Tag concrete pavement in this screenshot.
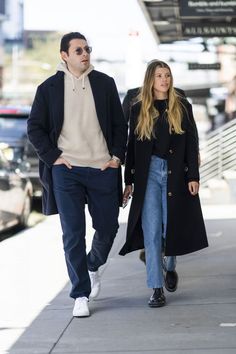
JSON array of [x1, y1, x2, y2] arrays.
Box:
[[4, 204, 236, 354]]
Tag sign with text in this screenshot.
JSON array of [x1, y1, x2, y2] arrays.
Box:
[[182, 23, 236, 36], [179, 0, 236, 18], [188, 62, 221, 70]]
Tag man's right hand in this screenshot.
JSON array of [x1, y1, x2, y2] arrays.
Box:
[[53, 157, 72, 169]]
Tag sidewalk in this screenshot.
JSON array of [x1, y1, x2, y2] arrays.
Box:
[[4, 205, 236, 354]]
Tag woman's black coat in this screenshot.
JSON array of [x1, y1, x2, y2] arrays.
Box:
[[119, 99, 208, 256]]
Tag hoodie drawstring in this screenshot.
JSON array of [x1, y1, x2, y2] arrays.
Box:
[[71, 75, 76, 92], [82, 74, 85, 90]]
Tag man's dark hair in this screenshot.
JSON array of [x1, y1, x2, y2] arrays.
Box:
[[60, 32, 87, 53]]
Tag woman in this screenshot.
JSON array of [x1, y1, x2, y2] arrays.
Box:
[[119, 60, 208, 308]]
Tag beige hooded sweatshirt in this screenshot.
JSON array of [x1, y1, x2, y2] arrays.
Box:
[[57, 62, 111, 168]]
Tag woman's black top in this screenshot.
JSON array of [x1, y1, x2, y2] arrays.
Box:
[[152, 99, 171, 159]]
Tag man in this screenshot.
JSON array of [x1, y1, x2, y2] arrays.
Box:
[[122, 84, 197, 294], [28, 32, 127, 318]]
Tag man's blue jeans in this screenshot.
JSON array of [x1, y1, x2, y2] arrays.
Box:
[[52, 165, 119, 299], [141, 156, 176, 289]]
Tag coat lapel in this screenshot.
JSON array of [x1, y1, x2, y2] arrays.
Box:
[[88, 71, 107, 137], [50, 71, 64, 139]]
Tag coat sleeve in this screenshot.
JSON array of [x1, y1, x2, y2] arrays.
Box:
[[27, 85, 62, 168], [124, 105, 136, 185], [122, 90, 131, 122], [185, 103, 200, 182], [122, 88, 140, 123], [109, 78, 128, 164]]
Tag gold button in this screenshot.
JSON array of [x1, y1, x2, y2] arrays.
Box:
[[168, 170, 172, 174], [169, 149, 173, 154], [168, 192, 172, 197]]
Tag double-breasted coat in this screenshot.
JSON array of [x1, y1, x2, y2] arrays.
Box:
[[27, 70, 127, 215], [119, 99, 208, 257]]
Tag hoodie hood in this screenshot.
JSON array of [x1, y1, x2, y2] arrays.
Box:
[[57, 62, 94, 90]]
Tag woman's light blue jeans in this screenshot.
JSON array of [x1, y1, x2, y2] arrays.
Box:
[[141, 156, 176, 289]]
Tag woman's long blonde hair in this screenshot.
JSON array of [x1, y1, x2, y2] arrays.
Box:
[[135, 60, 184, 140]]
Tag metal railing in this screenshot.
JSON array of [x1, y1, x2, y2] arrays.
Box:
[[200, 118, 236, 186]]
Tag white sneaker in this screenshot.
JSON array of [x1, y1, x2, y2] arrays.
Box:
[[73, 297, 90, 317], [89, 270, 101, 299]]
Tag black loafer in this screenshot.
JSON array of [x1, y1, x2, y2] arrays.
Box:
[[165, 270, 178, 292], [148, 288, 166, 308]]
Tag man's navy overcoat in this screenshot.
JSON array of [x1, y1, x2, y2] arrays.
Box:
[[28, 70, 127, 215]]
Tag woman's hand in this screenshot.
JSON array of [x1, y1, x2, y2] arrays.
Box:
[[123, 185, 133, 208], [53, 157, 72, 169], [188, 181, 199, 196]]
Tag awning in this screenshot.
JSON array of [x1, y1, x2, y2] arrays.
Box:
[[138, 0, 236, 43]]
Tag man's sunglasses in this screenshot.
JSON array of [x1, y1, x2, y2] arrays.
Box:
[[75, 46, 92, 55]]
